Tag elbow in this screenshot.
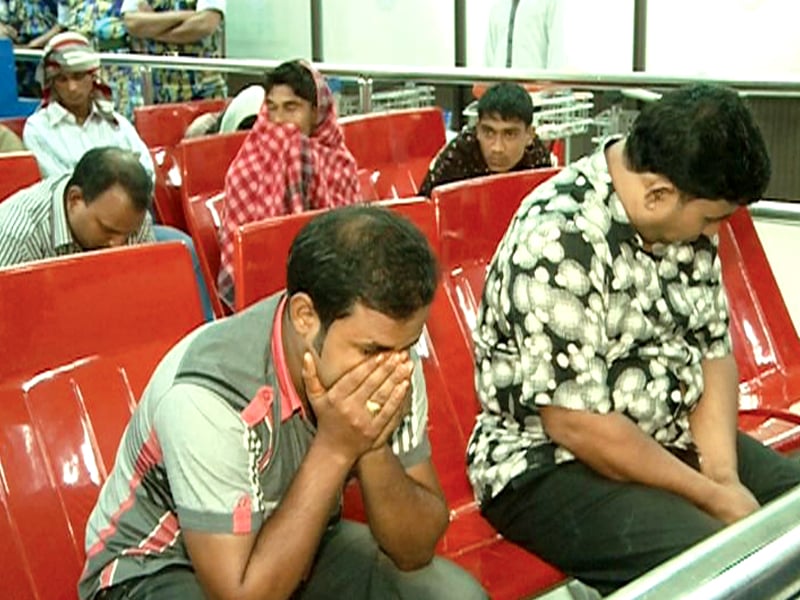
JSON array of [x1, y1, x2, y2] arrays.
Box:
[[123, 16, 144, 37], [540, 405, 581, 449]]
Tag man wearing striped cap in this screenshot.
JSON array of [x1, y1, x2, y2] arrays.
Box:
[[22, 31, 154, 181]]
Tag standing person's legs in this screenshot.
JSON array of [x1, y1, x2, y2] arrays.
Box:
[[298, 520, 487, 600], [483, 462, 725, 596], [736, 431, 800, 503], [153, 225, 215, 322]]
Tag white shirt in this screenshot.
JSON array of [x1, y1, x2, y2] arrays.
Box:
[[22, 101, 155, 181], [120, 0, 227, 17]]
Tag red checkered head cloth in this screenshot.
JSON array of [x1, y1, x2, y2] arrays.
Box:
[[37, 31, 114, 118], [217, 60, 361, 306]]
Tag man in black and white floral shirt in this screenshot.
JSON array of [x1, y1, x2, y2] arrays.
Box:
[[467, 83, 800, 595]]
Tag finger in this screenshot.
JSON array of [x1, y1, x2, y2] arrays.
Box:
[[328, 351, 393, 403], [371, 380, 411, 447], [371, 379, 409, 431], [301, 352, 326, 402], [367, 357, 414, 409]]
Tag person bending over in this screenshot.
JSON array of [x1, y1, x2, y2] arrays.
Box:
[[467, 83, 800, 595], [79, 205, 486, 600]]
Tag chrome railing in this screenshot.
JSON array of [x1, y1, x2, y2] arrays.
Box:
[[14, 48, 800, 102], [608, 484, 800, 599]]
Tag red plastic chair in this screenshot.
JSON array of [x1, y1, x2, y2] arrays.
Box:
[[232, 198, 439, 312], [183, 192, 228, 319], [231, 198, 566, 599], [0, 243, 204, 599], [720, 209, 800, 451], [340, 107, 446, 199], [179, 131, 248, 317], [0, 116, 26, 138], [133, 98, 228, 149], [0, 151, 41, 202]]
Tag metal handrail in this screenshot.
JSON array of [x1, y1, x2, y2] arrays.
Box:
[[751, 200, 800, 222], [608, 484, 800, 599], [13, 48, 800, 96]]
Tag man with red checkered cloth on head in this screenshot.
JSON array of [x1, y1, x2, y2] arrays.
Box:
[[217, 59, 360, 309]]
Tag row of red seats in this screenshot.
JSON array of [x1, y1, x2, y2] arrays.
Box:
[[3, 169, 800, 599]]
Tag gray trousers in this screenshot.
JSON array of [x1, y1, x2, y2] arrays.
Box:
[[96, 520, 487, 600]]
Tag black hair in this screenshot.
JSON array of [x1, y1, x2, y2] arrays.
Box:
[[624, 83, 771, 205], [237, 115, 258, 131], [477, 82, 534, 125], [287, 205, 440, 331], [265, 60, 317, 108], [67, 147, 152, 211]]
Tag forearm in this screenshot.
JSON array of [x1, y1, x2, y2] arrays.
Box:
[[151, 11, 220, 44], [235, 441, 354, 600], [545, 408, 721, 511], [25, 23, 64, 48], [690, 354, 741, 483], [356, 446, 448, 570], [123, 11, 192, 38]]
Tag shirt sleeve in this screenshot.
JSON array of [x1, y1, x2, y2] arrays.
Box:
[[120, 0, 141, 14], [23, 117, 66, 179], [389, 349, 431, 468], [691, 240, 733, 361], [197, 0, 226, 16], [154, 383, 265, 534], [0, 223, 34, 268], [117, 113, 155, 183], [479, 198, 612, 415]]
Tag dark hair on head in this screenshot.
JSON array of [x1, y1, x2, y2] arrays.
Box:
[[624, 83, 771, 205], [477, 82, 534, 125], [237, 115, 258, 131], [67, 147, 152, 211], [265, 60, 317, 108], [287, 205, 440, 331]]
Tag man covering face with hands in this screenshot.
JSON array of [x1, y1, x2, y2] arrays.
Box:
[[79, 205, 486, 600]]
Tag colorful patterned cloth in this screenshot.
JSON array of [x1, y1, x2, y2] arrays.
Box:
[[217, 62, 360, 305], [5, 0, 60, 96], [61, 0, 144, 119], [122, 0, 227, 103]]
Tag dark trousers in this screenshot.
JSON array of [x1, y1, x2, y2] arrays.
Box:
[[483, 432, 800, 596], [95, 521, 486, 600]]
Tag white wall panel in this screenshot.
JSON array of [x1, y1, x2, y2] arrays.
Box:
[[321, 0, 455, 67], [226, 0, 312, 60], [647, 0, 800, 77]]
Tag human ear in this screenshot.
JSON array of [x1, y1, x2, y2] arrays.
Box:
[[288, 293, 321, 344], [65, 185, 86, 213]]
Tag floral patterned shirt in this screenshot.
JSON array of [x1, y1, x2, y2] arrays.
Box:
[[466, 138, 732, 504], [61, 0, 144, 118], [121, 0, 226, 103]]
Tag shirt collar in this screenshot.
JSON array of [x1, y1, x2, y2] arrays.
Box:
[[270, 295, 307, 420], [44, 101, 103, 126], [50, 175, 76, 250]]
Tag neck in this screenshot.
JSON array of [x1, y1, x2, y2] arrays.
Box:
[[65, 102, 92, 125], [605, 140, 657, 250], [281, 306, 313, 416]]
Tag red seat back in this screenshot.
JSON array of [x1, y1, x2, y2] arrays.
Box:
[[719, 209, 800, 450], [184, 192, 227, 318], [0, 243, 204, 599], [0, 116, 26, 138], [179, 131, 248, 204], [133, 98, 228, 149], [340, 108, 446, 199], [232, 197, 439, 311], [0, 152, 41, 202]]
